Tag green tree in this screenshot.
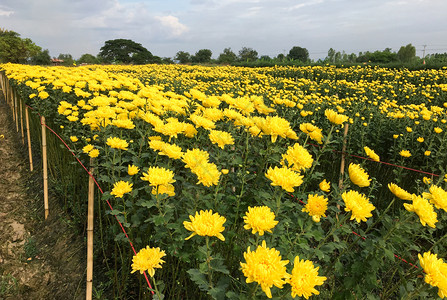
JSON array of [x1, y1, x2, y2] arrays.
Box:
[[175, 51, 192, 64], [0, 29, 41, 63], [192, 49, 212, 63], [287, 46, 309, 62], [276, 53, 286, 62], [58, 53, 75, 66], [238, 47, 258, 62], [78, 53, 99, 64], [218, 48, 237, 64], [397, 43, 416, 62], [327, 48, 336, 63], [30, 49, 52, 65], [98, 39, 154, 64]]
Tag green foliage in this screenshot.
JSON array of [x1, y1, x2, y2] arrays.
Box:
[[0, 29, 41, 63], [98, 39, 155, 64], [30, 49, 52, 65], [58, 53, 75, 66], [288, 46, 309, 62], [238, 47, 258, 62], [218, 48, 237, 64], [192, 49, 212, 63], [78, 53, 100, 64], [175, 51, 192, 64], [397, 43, 416, 63]]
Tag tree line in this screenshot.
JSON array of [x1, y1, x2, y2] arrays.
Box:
[[1, 29, 446, 67]]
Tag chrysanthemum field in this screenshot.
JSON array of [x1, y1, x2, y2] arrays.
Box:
[[1, 63, 447, 299]]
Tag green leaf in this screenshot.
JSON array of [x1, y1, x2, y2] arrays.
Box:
[[187, 268, 209, 292], [210, 258, 229, 275]]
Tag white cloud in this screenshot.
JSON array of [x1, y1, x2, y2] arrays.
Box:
[[155, 15, 189, 37], [0, 5, 14, 17]]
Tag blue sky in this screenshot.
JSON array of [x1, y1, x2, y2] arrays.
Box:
[[1, 0, 447, 60]]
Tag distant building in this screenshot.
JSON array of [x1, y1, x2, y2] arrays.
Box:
[[51, 58, 64, 66]]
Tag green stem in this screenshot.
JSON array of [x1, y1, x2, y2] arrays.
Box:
[[310, 213, 350, 258], [151, 276, 162, 298], [205, 236, 214, 289], [275, 188, 283, 215]]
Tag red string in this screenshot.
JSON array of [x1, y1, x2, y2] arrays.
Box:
[[36, 114, 154, 292], [306, 142, 440, 177]]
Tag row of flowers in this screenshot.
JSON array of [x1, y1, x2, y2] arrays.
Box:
[[2, 63, 447, 298]]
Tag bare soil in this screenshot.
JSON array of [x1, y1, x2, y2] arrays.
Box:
[[0, 93, 84, 299]]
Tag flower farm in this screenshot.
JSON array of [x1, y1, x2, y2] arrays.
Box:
[[1, 63, 447, 299]]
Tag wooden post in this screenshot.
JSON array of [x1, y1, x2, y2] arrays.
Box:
[[338, 123, 350, 189], [26, 107, 33, 171], [41, 116, 49, 219], [86, 158, 95, 300], [19, 98, 25, 144]]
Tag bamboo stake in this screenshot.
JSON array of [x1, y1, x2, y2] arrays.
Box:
[[9, 86, 14, 117], [14, 90, 19, 132], [338, 123, 350, 189], [42, 116, 49, 219], [26, 107, 33, 171], [19, 98, 24, 144], [86, 158, 95, 300]]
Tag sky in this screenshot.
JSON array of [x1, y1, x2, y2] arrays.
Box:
[[1, 0, 447, 61]]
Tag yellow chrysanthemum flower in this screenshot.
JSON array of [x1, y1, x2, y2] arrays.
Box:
[[110, 181, 133, 198], [209, 130, 235, 149], [159, 143, 184, 160], [348, 163, 371, 187], [190, 114, 216, 130], [82, 144, 94, 154], [240, 240, 290, 299], [342, 190, 375, 223], [182, 148, 210, 169], [112, 119, 135, 129], [152, 184, 175, 197], [141, 166, 176, 187], [131, 246, 166, 276], [406, 127, 413, 133], [265, 166, 303, 193], [89, 149, 99, 158], [363, 146, 380, 162], [70, 136, 78, 142], [38, 91, 49, 99], [427, 185, 447, 212], [183, 210, 226, 241], [393, 134, 399, 139], [243, 206, 279, 235], [288, 256, 327, 299], [388, 183, 412, 200], [399, 150, 411, 157], [425, 150, 431, 156], [417, 137, 424, 143], [302, 194, 328, 222], [106, 137, 129, 150], [324, 109, 349, 125], [418, 251, 447, 298], [423, 177, 432, 185], [319, 179, 331, 193], [404, 194, 437, 228], [281, 143, 313, 172], [299, 123, 323, 144], [434, 127, 443, 134], [263, 116, 294, 143], [191, 161, 221, 187], [127, 165, 140, 176]]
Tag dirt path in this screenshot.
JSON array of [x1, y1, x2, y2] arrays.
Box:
[[0, 93, 84, 299]]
